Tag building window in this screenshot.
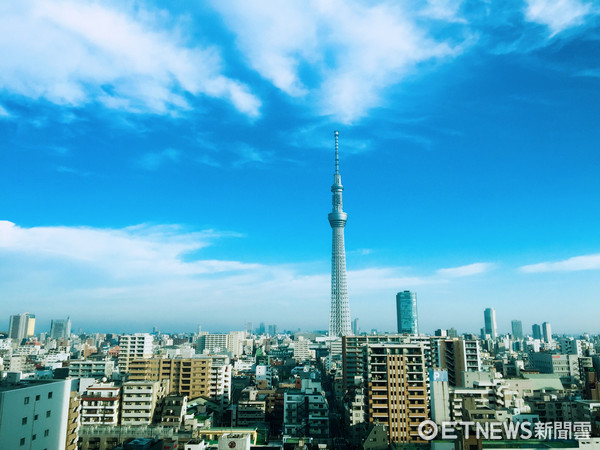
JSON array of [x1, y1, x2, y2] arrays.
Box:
[[44, 430, 49, 437], [46, 410, 51, 418], [34, 414, 38, 420], [24, 397, 30, 405], [32, 435, 37, 441], [20, 438, 25, 446], [22, 417, 27, 425], [48, 392, 53, 399], [35, 395, 40, 401]]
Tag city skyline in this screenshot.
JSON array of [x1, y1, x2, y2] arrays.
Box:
[[1, 1, 600, 333]]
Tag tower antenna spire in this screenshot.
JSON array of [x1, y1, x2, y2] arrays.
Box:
[[334, 130, 339, 175]]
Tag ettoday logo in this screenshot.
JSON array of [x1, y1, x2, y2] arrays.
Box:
[[417, 420, 592, 441]]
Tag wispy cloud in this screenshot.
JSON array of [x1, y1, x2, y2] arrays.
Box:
[[210, 0, 464, 123], [524, 0, 593, 36], [437, 262, 494, 278], [520, 254, 600, 273], [0, 104, 11, 118], [138, 148, 180, 171], [0, 1, 260, 117], [232, 143, 274, 167], [55, 166, 92, 177]]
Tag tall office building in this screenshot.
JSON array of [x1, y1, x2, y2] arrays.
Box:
[[483, 307, 497, 339], [532, 324, 542, 340], [8, 312, 35, 341], [396, 291, 418, 334], [542, 322, 553, 343], [352, 318, 360, 336], [50, 317, 71, 340], [328, 131, 351, 337], [511, 320, 523, 340]]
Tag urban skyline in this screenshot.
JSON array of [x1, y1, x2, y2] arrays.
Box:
[[1, 1, 600, 333]]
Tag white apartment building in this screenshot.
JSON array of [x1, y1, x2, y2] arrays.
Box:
[[210, 355, 232, 406], [203, 334, 228, 354], [68, 359, 115, 378], [293, 337, 313, 362], [118, 333, 154, 373], [228, 331, 246, 357], [80, 382, 121, 425], [121, 380, 167, 426], [0, 373, 71, 450]]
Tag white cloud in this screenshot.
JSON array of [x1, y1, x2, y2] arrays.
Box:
[[0, 220, 496, 330], [520, 254, 600, 273], [210, 0, 462, 123], [419, 0, 466, 22], [524, 0, 592, 36], [436, 262, 494, 278], [0, 1, 260, 116]]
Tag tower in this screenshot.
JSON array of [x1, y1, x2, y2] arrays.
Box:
[[396, 291, 418, 334], [511, 320, 523, 340], [483, 307, 497, 339], [542, 321, 552, 343], [329, 131, 352, 337]]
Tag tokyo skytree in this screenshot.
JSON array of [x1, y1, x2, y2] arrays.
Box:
[[328, 131, 352, 337]]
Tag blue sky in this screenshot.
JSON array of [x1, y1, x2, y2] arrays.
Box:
[[1, 0, 599, 335]]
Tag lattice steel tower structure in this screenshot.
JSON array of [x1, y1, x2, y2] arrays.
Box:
[[328, 131, 352, 337]]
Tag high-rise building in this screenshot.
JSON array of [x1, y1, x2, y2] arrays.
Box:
[[532, 324, 542, 340], [50, 317, 71, 340], [433, 338, 482, 387], [328, 131, 351, 337], [396, 291, 418, 335], [542, 322, 553, 343], [118, 333, 154, 373], [511, 320, 523, 340], [352, 318, 360, 335], [8, 312, 36, 341], [366, 343, 429, 443], [200, 334, 228, 354], [342, 334, 434, 393], [483, 308, 497, 339]]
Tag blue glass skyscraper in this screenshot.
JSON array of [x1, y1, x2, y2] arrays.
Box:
[[396, 291, 418, 334]]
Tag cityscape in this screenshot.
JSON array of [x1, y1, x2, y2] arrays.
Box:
[[1, 1, 600, 449]]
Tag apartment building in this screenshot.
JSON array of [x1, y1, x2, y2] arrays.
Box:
[[80, 382, 121, 426], [366, 343, 429, 444], [129, 357, 212, 400], [121, 380, 168, 426], [118, 333, 154, 373]]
